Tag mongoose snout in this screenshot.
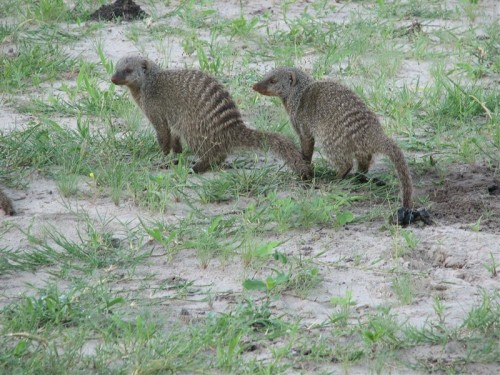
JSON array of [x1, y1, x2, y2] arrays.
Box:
[[111, 63, 138, 85], [252, 82, 269, 95], [111, 73, 125, 85], [111, 55, 312, 178], [253, 72, 295, 97]]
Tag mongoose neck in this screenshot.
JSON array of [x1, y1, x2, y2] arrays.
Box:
[[128, 61, 161, 108], [147, 62, 161, 74], [283, 72, 313, 118], [284, 85, 306, 118], [129, 86, 143, 109]]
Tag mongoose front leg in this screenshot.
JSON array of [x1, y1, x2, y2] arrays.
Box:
[[326, 150, 354, 179], [300, 136, 315, 164], [171, 136, 183, 154], [336, 163, 353, 179], [153, 125, 173, 155], [354, 154, 385, 185], [332, 153, 353, 179], [356, 154, 373, 174]]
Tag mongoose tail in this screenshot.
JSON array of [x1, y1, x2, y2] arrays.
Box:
[[235, 127, 312, 179], [379, 138, 413, 209], [0, 189, 15, 215]]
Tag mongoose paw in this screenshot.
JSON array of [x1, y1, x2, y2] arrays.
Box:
[[221, 162, 235, 170], [354, 173, 386, 186], [155, 159, 180, 170], [190, 161, 207, 174], [391, 207, 433, 227], [1, 206, 15, 216], [369, 177, 386, 187], [300, 168, 313, 181]]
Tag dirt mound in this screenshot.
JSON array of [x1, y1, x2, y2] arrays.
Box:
[[89, 0, 147, 21], [423, 164, 499, 232]]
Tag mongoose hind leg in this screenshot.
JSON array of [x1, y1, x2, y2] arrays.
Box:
[[300, 136, 315, 164], [353, 153, 385, 185], [336, 164, 353, 179], [171, 136, 183, 154], [356, 154, 373, 174], [331, 153, 353, 179]]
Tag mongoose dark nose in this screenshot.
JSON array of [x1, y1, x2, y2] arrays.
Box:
[[252, 83, 259, 91], [111, 75, 119, 84]]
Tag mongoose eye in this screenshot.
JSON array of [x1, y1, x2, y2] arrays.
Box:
[[269, 78, 277, 84], [124, 68, 133, 74]]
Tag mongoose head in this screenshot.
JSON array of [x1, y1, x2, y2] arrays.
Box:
[[252, 68, 312, 100], [111, 55, 158, 89]]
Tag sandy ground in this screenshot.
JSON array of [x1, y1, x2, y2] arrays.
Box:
[[0, 0, 499, 373]]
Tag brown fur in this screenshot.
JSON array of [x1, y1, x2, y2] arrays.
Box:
[[253, 68, 413, 208], [0, 188, 15, 215], [111, 56, 312, 178]]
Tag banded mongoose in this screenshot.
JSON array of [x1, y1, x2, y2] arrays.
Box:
[[0, 188, 15, 215], [111, 56, 312, 178], [253, 68, 414, 210]]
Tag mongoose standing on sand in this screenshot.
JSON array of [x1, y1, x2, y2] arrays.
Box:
[[111, 56, 312, 179], [0, 188, 14, 215], [253, 68, 430, 224]]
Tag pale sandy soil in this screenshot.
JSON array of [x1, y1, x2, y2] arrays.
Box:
[[0, 1, 498, 373]]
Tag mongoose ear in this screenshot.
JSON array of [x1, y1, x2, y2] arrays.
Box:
[[141, 59, 149, 73], [289, 71, 297, 87]]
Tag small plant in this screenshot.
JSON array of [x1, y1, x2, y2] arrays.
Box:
[[264, 192, 357, 232], [391, 274, 415, 305], [243, 250, 321, 297], [433, 296, 446, 326], [29, 0, 67, 22], [401, 229, 419, 249], [391, 228, 419, 257], [0, 43, 77, 92], [240, 238, 281, 267], [483, 252, 498, 277], [228, 14, 259, 39], [184, 216, 238, 268], [55, 173, 79, 197], [469, 216, 482, 232], [334, 210, 355, 227], [242, 251, 291, 295], [145, 173, 173, 207], [462, 290, 499, 333], [3, 287, 83, 331], [361, 308, 403, 353], [330, 290, 357, 326]]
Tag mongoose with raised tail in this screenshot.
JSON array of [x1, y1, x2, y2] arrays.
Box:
[[0, 188, 15, 215], [111, 56, 312, 178], [253, 68, 427, 224]]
